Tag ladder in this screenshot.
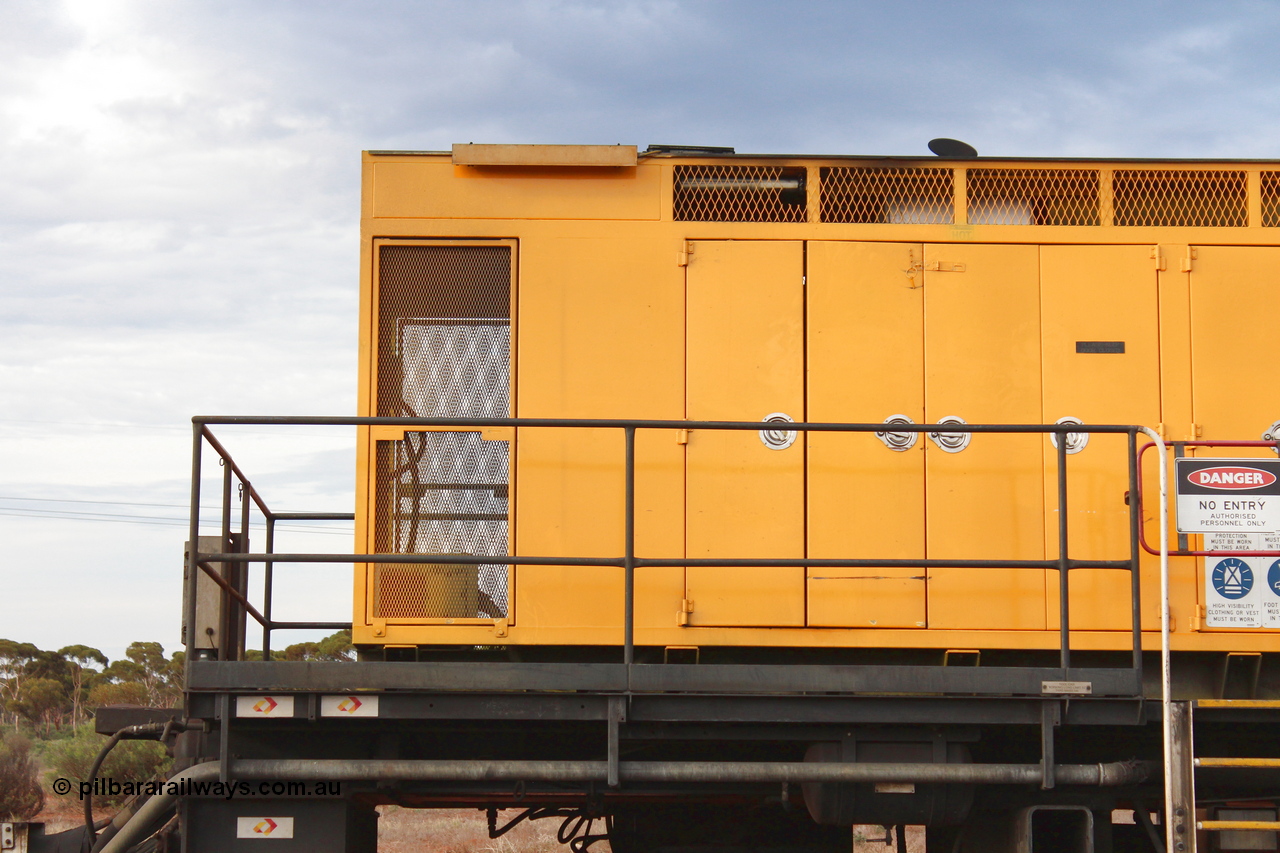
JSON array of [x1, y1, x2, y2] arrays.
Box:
[[1165, 699, 1280, 853]]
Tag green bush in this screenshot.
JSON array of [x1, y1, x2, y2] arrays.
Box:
[[44, 727, 171, 810], [0, 732, 43, 820]]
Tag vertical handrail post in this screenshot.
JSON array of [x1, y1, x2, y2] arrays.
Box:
[[1056, 426, 1070, 669], [185, 423, 203, 681], [220, 458, 234, 661], [624, 426, 636, 670], [263, 515, 275, 659], [1134, 426, 1172, 853], [239, 480, 251, 662], [1127, 430, 1143, 679]]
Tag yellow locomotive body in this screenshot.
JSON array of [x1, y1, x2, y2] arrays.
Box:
[[351, 144, 1280, 657]]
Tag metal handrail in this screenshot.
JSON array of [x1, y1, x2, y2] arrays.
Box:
[[185, 416, 1155, 675]]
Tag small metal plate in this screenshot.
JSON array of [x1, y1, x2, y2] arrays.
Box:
[[1042, 681, 1092, 695], [1076, 341, 1125, 354]]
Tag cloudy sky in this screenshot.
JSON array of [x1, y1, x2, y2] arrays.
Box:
[[2, 0, 1278, 661]]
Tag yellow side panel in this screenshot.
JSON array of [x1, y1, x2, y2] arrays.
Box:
[[1190, 247, 1280, 449], [686, 241, 805, 627], [1040, 245, 1161, 631], [1189, 246, 1280, 635], [806, 241, 926, 628], [372, 161, 661, 220], [924, 243, 1045, 630], [513, 236, 685, 630]]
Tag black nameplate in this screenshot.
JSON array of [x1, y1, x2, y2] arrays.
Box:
[[1076, 341, 1125, 354]]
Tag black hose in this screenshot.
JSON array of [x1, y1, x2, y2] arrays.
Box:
[[82, 731, 124, 853], [82, 723, 174, 852]]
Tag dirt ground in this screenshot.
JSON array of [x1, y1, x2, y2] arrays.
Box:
[[34, 796, 924, 852]]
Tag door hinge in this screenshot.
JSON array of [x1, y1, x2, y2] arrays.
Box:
[[1180, 247, 1197, 272], [924, 260, 966, 273], [678, 599, 694, 626], [492, 617, 509, 638], [1151, 246, 1166, 271], [676, 429, 690, 445], [678, 241, 694, 267], [1192, 423, 1203, 438], [1191, 605, 1206, 632]]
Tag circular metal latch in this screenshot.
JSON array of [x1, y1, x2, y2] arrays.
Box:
[[1050, 416, 1089, 454], [1263, 420, 1280, 455], [876, 415, 918, 451], [759, 413, 797, 450], [928, 416, 971, 453]]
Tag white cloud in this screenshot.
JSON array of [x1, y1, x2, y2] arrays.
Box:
[[4, 0, 1280, 659]]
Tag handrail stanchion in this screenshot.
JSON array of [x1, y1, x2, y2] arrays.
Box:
[[1138, 427, 1172, 853], [220, 460, 234, 661], [185, 424, 203, 674], [1056, 427, 1070, 669], [1127, 431, 1143, 677], [263, 515, 275, 660], [624, 426, 636, 672], [239, 479, 251, 661]]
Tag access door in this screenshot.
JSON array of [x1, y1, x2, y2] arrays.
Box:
[[806, 242, 927, 627], [685, 241, 806, 626], [1190, 247, 1280, 447], [923, 244, 1046, 630], [1041, 245, 1161, 631]]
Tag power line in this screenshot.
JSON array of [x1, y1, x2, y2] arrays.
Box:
[[0, 494, 345, 513], [0, 508, 353, 536], [0, 417, 353, 439]]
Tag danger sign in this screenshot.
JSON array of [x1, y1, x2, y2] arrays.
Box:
[[1176, 458, 1280, 534]]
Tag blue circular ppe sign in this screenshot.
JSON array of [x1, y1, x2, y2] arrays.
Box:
[[1268, 560, 1280, 596], [1213, 558, 1254, 600]]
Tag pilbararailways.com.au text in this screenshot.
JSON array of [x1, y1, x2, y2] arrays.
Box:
[[53, 778, 341, 800]]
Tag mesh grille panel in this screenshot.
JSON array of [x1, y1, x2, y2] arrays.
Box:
[[373, 435, 509, 619], [1262, 173, 1280, 227], [374, 244, 512, 621], [1112, 170, 1247, 227], [820, 167, 954, 224], [966, 169, 1100, 225], [673, 165, 807, 222]]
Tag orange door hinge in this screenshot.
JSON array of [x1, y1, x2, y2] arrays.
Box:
[[678, 241, 694, 267], [678, 599, 694, 626]]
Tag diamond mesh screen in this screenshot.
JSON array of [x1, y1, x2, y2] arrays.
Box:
[[1112, 170, 1247, 227], [373, 244, 512, 620], [673, 165, 807, 222], [1262, 172, 1280, 227], [966, 169, 1100, 225], [820, 167, 954, 224], [373, 434, 509, 618]]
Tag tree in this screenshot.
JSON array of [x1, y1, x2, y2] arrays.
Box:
[[100, 642, 182, 708], [12, 677, 66, 735], [58, 645, 107, 729], [0, 733, 43, 820], [0, 640, 40, 727], [279, 630, 354, 662], [87, 681, 148, 708]]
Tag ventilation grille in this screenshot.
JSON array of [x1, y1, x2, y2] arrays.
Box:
[[374, 244, 512, 621], [1262, 172, 1280, 227], [820, 167, 953, 224], [673, 165, 807, 222], [966, 169, 1100, 226], [1113, 170, 1247, 227], [373, 435, 509, 619]]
